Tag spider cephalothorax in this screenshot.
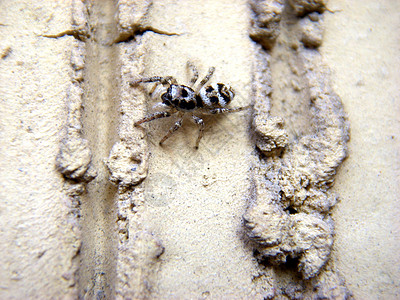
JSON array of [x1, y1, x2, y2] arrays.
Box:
[[161, 84, 197, 110], [130, 62, 246, 149]]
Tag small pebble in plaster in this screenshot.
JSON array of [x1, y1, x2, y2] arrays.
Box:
[[105, 140, 148, 187], [1, 46, 11, 59], [56, 135, 97, 183], [254, 116, 288, 156]]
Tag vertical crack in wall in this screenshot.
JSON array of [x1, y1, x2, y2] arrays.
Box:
[[77, 1, 119, 299], [51, 0, 96, 297], [105, 1, 167, 298], [246, 0, 352, 298]]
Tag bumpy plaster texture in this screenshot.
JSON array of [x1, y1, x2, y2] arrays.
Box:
[[245, 0, 351, 298], [106, 3, 163, 298], [116, 231, 164, 298], [105, 1, 152, 188], [249, 0, 284, 50], [289, 0, 327, 16], [56, 44, 97, 184], [55, 1, 96, 185]]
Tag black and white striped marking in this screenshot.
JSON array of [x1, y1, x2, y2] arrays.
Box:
[[198, 83, 235, 108]]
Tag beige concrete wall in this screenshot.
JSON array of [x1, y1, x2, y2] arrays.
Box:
[[323, 1, 400, 299], [0, 0, 398, 299]]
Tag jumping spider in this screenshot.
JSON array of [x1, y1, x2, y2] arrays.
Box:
[[130, 62, 247, 149]]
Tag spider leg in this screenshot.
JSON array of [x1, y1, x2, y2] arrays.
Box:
[[131, 76, 178, 101], [159, 113, 184, 145], [134, 111, 172, 126], [209, 105, 250, 114], [130, 76, 177, 86], [192, 115, 205, 149], [148, 82, 158, 96], [196, 67, 215, 92], [187, 61, 199, 86]]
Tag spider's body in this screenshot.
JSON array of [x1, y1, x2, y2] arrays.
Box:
[[161, 83, 235, 111], [161, 84, 197, 111], [198, 83, 235, 108], [130, 62, 246, 149]]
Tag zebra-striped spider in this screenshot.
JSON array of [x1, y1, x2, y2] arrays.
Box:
[[130, 62, 247, 149]]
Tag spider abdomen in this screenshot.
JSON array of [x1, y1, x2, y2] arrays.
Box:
[[198, 83, 235, 108]]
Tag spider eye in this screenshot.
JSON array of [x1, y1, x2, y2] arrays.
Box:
[[161, 93, 172, 105], [186, 100, 196, 110], [181, 88, 188, 97], [206, 86, 214, 93], [210, 96, 219, 104], [178, 100, 187, 109]]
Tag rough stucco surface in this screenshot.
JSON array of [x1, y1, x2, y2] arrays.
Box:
[[0, 1, 82, 298], [0, 0, 399, 299]]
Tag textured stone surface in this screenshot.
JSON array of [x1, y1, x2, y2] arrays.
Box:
[[1, 0, 399, 299]]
